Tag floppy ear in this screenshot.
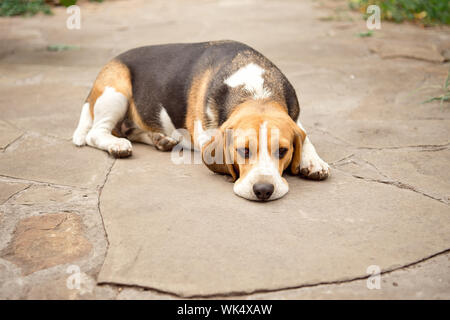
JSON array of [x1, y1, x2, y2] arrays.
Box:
[[201, 128, 237, 181], [290, 124, 306, 175]]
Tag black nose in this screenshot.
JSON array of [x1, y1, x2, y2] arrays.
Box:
[[253, 183, 274, 200]]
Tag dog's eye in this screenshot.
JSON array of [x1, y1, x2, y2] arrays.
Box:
[[275, 147, 288, 159], [237, 147, 251, 159]]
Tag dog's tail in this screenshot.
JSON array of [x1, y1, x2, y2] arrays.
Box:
[[72, 102, 93, 146]]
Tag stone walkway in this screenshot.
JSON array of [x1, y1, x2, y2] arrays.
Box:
[[0, 0, 449, 299]]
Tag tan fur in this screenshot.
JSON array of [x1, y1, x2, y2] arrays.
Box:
[[185, 68, 213, 147], [87, 60, 132, 118], [202, 130, 237, 181], [86, 59, 161, 136], [202, 100, 306, 181]]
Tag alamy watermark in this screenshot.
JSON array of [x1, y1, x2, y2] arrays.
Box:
[[66, 265, 94, 295], [366, 265, 381, 290], [366, 5, 381, 30], [66, 5, 81, 30]]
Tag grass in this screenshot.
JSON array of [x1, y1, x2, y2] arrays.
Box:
[[59, 0, 104, 6], [349, 0, 450, 26], [0, 0, 51, 16], [357, 30, 374, 37], [59, 0, 77, 6], [47, 44, 80, 52], [0, 0, 104, 17], [422, 71, 450, 106]]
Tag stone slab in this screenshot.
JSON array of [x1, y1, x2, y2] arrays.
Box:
[[0, 181, 28, 204], [0, 134, 113, 188], [369, 40, 445, 63], [1, 213, 92, 275], [116, 252, 450, 300], [98, 144, 450, 296], [324, 120, 450, 149], [0, 120, 22, 150], [363, 149, 450, 203]]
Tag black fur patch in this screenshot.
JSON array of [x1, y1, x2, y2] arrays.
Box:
[[116, 40, 300, 130]]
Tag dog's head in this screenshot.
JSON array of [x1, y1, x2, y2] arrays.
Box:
[[202, 100, 305, 201]]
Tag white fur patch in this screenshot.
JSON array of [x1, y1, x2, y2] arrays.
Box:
[[233, 122, 288, 201], [85, 86, 132, 154], [195, 120, 211, 149], [72, 102, 92, 146], [224, 63, 271, 99], [300, 136, 330, 175], [159, 105, 177, 136], [296, 119, 329, 176], [296, 118, 306, 132]]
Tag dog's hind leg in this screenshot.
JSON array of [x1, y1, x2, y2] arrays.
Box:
[[127, 130, 179, 152], [72, 102, 93, 146], [85, 87, 132, 158], [72, 102, 92, 147], [125, 106, 180, 152], [152, 132, 179, 151]]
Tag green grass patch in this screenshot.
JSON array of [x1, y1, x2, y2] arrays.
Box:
[[357, 30, 374, 37], [47, 44, 80, 52], [349, 0, 450, 25], [0, 0, 51, 16], [422, 71, 450, 106], [59, 0, 77, 7], [1, 0, 105, 16]]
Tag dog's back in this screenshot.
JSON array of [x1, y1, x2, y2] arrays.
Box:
[[114, 40, 300, 132]]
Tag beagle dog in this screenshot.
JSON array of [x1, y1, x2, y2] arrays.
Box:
[[73, 41, 329, 201]]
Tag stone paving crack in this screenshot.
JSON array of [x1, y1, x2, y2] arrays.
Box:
[[314, 127, 450, 152], [329, 153, 355, 166], [0, 184, 32, 205], [332, 155, 449, 205], [97, 159, 116, 247], [1, 133, 25, 153], [314, 127, 354, 146], [351, 175, 449, 205], [0, 175, 91, 191], [356, 142, 450, 151], [359, 158, 391, 179], [99, 248, 450, 299]]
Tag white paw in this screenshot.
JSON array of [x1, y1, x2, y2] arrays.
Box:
[[300, 156, 330, 180], [108, 138, 132, 158], [72, 130, 87, 146]]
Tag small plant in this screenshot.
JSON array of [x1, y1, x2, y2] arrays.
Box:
[[0, 0, 105, 16], [349, 0, 450, 26], [59, 0, 77, 7], [0, 0, 51, 16], [47, 44, 80, 51], [422, 71, 450, 106], [357, 30, 374, 37], [59, 0, 104, 7]]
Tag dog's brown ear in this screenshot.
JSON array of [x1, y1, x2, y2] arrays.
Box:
[[290, 124, 306, 175], [202, 128, 237, 181]]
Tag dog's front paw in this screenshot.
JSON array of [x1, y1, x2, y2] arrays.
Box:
[[108, 138, 132, 158], [299, 156, 330, 180]]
